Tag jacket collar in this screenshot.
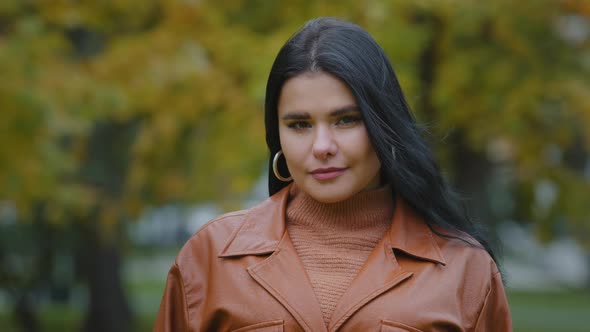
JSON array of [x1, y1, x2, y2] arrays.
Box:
[[219, 184, 446, 265], [387, 196, 446, 265]]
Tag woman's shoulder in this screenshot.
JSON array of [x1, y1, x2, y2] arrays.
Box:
[[173, 191, 286, 265], [432, 232, 501, 276], [173, 208, 251, 266], [196, 209, 250, 238]]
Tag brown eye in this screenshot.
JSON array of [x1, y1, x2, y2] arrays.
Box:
[[336, 116, 361, 126]]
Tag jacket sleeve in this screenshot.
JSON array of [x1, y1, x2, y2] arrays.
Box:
[[473, 271, 513, 332], [153, 262, 190, 332]]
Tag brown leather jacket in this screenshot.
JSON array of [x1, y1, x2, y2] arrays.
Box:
[[154, 185, 512, 332]]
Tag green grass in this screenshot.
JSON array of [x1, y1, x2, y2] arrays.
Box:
[[507, 289, 590, 332], [0, 304, 81, 332], [0, 305, 154, 332]]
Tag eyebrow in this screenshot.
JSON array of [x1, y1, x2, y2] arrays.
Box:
[[281, 105, 360, 121]]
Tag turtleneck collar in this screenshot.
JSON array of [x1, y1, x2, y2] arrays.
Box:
[[286, 183, 395, 231]]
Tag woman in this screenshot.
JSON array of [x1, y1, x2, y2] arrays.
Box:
[[154, 17, 512, 332]]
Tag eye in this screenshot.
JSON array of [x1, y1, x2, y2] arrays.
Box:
[[287, 121, 311, 130], [335, 115, 362, 126]]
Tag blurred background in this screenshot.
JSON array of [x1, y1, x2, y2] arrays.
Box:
[[1, 0, 589, 331]]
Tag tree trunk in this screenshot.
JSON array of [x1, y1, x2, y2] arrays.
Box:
[[450, 132, 494, 224], [77, 119, 139, 332], [14, 294, 40, 332], [80, 225, 131, 332], [414, 11, 495, 225]]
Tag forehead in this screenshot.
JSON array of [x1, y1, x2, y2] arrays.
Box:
[[278, 72, 357, 115]]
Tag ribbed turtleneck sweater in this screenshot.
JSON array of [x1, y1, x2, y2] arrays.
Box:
[[285, 184, 394, 326]]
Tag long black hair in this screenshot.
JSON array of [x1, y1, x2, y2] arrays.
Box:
[[264, 17, 499, 264]]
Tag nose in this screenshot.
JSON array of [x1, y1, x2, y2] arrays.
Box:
[[312, 125, 337, 160]]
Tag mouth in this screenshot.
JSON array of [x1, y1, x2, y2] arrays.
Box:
[[309, 167, 348, 181]]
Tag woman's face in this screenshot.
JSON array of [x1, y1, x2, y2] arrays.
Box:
[[278, 72, 381, 203]]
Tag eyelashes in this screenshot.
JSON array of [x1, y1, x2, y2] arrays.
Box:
[[287, 121, 312, 130], [335, 115, 362, 126], [286, 115, 363, 131]]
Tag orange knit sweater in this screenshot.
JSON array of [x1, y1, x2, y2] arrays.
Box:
[[286, 184, 394, 326]]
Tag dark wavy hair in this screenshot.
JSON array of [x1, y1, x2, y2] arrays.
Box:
[[264, 17, 499, 264]]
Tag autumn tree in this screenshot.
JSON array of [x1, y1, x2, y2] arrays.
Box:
[[1, 0, 589, 331], [1, 1, 268, 331]]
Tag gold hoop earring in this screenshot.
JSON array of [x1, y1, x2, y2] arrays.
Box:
[[272, 150, 292, 182]]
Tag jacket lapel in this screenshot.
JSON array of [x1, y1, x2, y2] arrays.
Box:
[[248, 231, 328, 332], [218, 185, 328, 332], [327, 234, 413, 332], [327, 197, 446, 331]]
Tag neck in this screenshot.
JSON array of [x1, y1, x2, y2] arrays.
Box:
[[286, 184, 394, 231]]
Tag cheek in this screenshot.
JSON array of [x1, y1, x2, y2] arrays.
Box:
[[353, 130, 377, 158], [358, 134, 381, 172], [369, 151, 381, 171], [278, 130, 301, 168], [278, 128, 293, 152]]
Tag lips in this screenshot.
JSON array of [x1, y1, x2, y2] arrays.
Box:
[[310, 167, 348, 180]]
